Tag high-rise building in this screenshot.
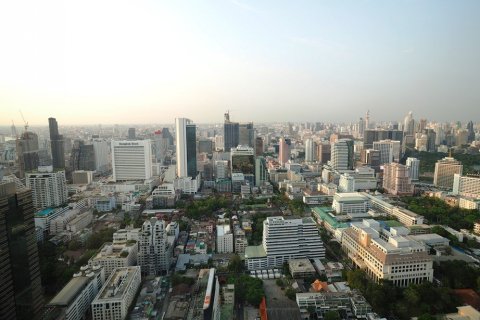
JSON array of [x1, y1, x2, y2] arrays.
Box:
[[453, 174, 480, 199], [217, 224, 234, 253], [278, 137, 291, 166], [26, 169, 68, 210], [231, 146, 255, 186], [424, 129, 437, 152], [0, 178, 43, 319], [406, 157, 420, 181], [255, 136, 264, 157], [433, 157, 463, 189], [358, 117, 365, 136], [467, 121, 475, 143], [382, 163, 414, 196], [244, 216, 325, 270], [403, 111, 415, 136], [70, 140, 96, 172], [137, 218, 172, 276], [316, 142, 331, 164], [49, 117, 65, 169], [239, 122, 254, 148], [92, 139, 110, 172], [16, 131, 40, 178], [255, 156, 268, 187], [363, 129, 403, 149], [304, 138, 315, 163], [215, 160, 229, 179], [127, 127, 136, 140], [223, 112, 239, 152], [373, 140, 401, 164], [361, 149, 381, 171], [331, 139, 354, 171], [175, 118, 197, 179], [153, 130, 169, 164], [198, 139, 214, 154], [112, 140, 152, 181]]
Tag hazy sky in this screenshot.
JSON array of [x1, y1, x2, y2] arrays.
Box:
[[1, 0, 479, 125]]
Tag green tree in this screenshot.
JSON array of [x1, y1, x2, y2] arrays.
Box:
[[227, 254, 244, 273]]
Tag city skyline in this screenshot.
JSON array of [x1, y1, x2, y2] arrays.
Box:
[[1, 0, 480, 125]]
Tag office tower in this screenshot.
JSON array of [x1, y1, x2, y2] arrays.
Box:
[[245, 216, 325, 270], [403, 111, 415, 136], [456, 129, 468, 146], [316, 142, 331, 164], [406, 157, 420, 181], [423, 129, 436, 152], [418, 118, 427, 133], [16, 131, 40, 178], [223, 112, 239, 152], [365, 110, 370, 129], [239, 122, 254, 147], [453, 174, 480, 198], [91, 266, 141, 320], [342, 219, 433, 286], [112, 140, 152, 181], [92, 139, 110, 172], [255, 136, 264, 156], [138, 218, 171, 275], [0, 178, 43, 319], [278, 137, 291, 166], [331, 139, 354, 171], [434, 157, 463, 189], [255, 156, 267, 186], [358, 117, 365, 136], [361, 149, 381, 171], [382, 163, 414, 196], [467, 121, 475, 143], [215, 160, 229, 179], [231, 146, 255, 186], [127, 127, 136, 140], [175, 118, 197, 178], [363, 129, 403, 149], [161, 127, 174, 146], [26, 170, 68, 210], [153, 130, 168, 163], [49, 117, 65, 169], [70, 140, 95, 172], [304, 138, 315, 163], [373, 140, 401, 164]]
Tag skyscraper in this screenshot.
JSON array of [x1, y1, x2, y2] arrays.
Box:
[[403, 111, 415, 136], [316, 142, 331, 164], [304, 138, 315, 162], [255, 136, 264, 157], [239, 122, 254, 147], [278, 137, 291, 166], [16, 131, 39, 178], [406, 157, 420, 181], [48, 117, 65, 169], [138, 218, 172, 275], [467, 121, 475, 143], [175, 118, 197, 178], [70, 140, 95, 172], [112, 140, 153, 181], [0, 177, 43, 319], [331, 139, 354, 171], [223, 112, 239, 152]]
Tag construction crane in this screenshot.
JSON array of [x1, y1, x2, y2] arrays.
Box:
[[19, 109, 28, 132]]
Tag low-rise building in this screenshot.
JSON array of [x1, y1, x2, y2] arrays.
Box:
[[332, 193, 370, 214], [88, 242, 138, 278], [91, 266, 141, 320], [288, 258, 316, 278]]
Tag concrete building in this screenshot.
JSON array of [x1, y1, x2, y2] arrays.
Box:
[[26, 169, 68, 210], [382, 163, 414, 196], [111, 140, 152, 181], [234, 226, 248, 254], [230, 146, 255, 185], [224, 111, 239, 152], [138, 218, 172, 275], [278, 137, 291, 166], [255, 156, 268, 187], [338, 173, 355, 193], [89, 242, 138, 278], [453, 174, 480, 199], [15, 131, 40, 178], [305, 138, 315, 163], [66, 210, 93, 233], [72, 170, 93, 185], [362, 193, 424, 226], [332, 192, 370, 214], [216, 224, 234, 253], [330, 139, 354, 171], [255, 136, 264, 156], [434, 157, 463, 189], [342, 219, 433, 286], [214, 160, 229, 179], [406, 157, 420, 181], [239, 122, 254, 148], [91, 266, 141, 320], [47, 265, 105, 320], [316, 142, 331, 164], [49, 117, 65, 170], [245, 216, 325, 270], [92, 139, 110, 173], [176, 118, 197, 179], [373, 140, 401, 164], [361, 149, 381, 171], [288, 258, 316, 278]]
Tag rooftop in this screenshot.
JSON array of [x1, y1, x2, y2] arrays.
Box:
[[245, 245, 266, 259], [334, 192, 368, 202], [36, 208, 55, 217], [96, 266, 140, 301]]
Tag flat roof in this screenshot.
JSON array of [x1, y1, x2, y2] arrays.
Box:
[[49, 276, 90, 306], [245, 245, 266, 259], [36, 208, 55, 216], [96, 266, 140, 301], [334, 193, 368, 201]]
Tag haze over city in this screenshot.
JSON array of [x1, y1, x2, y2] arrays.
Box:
[[1, 0, 480, 125]]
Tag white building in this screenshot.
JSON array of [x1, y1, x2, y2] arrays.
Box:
[[305, 138, 315, 163], [66, 210, 93, 233], [216, 224, 234, 253], [89, 242, 138, 278], [47, 265, 105, 320], [339, 174, 355, 193], [26, 170, 68, 210], [245, 216, 325, 270], [433, 157, 463, 189], [406, 157, 420, 181], [362, 193, 424, 226], [453, 174, 480, 199], [342, 219, 433, 287], [91, 266, 141, 320], [138, 218, 172, 275], [332, 193, 370, 214], [111, 140, 152, 182], [35, 206, 70, 232], [373, 140, 401, 164]]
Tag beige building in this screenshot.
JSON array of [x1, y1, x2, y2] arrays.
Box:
[[434, 157, 463, 189], [382, 163, 414, 196], [89, 242, 138, 278], [341, 219, 433, 287]]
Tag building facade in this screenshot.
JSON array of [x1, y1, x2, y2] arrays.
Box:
[[137, 218, 172, 275], [382, 163, 414, 196], [433, 157, 463, 189], [176, 118, 197, 178], [26, 170, 68, 210], [112, 140, 152, 181]]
